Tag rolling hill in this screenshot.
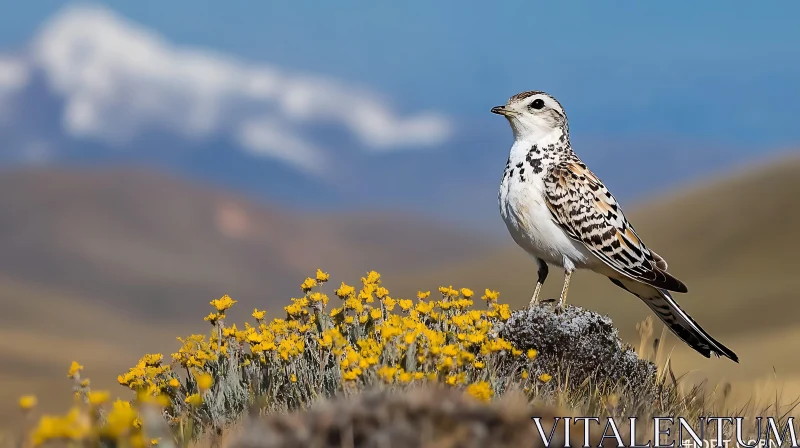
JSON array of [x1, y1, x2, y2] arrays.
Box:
[[0, 166, 490, 319], [1, 155, 799, 423], [0, 166, 490, 423]]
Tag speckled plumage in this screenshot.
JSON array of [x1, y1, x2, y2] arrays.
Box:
[[492, 91, 738, 362]]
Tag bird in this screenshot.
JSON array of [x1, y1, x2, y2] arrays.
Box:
[[491, 90, 738, 362]]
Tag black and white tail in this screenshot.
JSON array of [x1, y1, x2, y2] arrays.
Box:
[[609, 277, 739, 362]]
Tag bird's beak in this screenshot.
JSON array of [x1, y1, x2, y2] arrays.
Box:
[[491, 105, 512, 116]]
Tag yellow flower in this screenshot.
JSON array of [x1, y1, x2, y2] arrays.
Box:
[[315, 269, 330, 283], [481, 289, 500, 301], [335, 282, 355, 298], [498, 304, 512, 320], [460, 288, 474, 298], [223, 324, 239, 338], [375, 287, 389, 299], [19, 395, 37, 411], [527, 349, 538, 360], [521, 370, 529, 379], [438, 286, 458, 297], [210, 295, 237, 312], [309, 292, 328, 304], [141, 354, 163, 366], [416, 301, 434, 314], [370, 308, 382, 320], [398, 299, 414, 311], [301, 277, 318, 292], [290, 374, 297, 383], [442, 344, 459, 357], [358, 286, 374, 303], [87, 390, 110, 406], [196, 373, 213, 390], [398, 371, 413, 383], [342, 370, 361, 381], [539, 373, 553, 383], [168, 378, 180, 388], [377, 366, 397, 382], [473, 361, 485, 369], [204, 312, 222, 325], [284, 301, 306, 317], [102, 400, 137, 438], [32, 406, 93, 444], [466, 382, 493, 402], [252, 308, 266, 320], [67, 361, 83, 378], [417, 291, 431, 300], [150, 438, 161, 446], [362, 271, 381, 285], [185, 394, 203, 406]]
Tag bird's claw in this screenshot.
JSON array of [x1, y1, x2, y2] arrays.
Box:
[[540, 298, 565, 314]]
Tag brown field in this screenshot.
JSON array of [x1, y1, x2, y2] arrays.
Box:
[[1, 155, 798, 426]]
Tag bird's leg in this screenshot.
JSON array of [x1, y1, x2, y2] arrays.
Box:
[[530, 283, 542, 307], [529, 259, 548, 307], [556, 268, 573, 312]]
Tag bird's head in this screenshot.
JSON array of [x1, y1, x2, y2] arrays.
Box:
[[491, 91, 568, 141]]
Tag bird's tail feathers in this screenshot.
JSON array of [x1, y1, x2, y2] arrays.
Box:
[[609, 277, 738, 363]]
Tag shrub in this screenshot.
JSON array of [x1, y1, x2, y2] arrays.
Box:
[[17, 269, 693, 447], [22, 271, 554, 446]]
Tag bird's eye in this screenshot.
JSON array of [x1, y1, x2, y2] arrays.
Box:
[[530, 99, 545, 110]]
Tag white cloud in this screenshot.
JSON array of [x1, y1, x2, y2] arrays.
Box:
[[235, 117, 326, 174], [15, 4, 453, 172], [0, 57, 28, 89], [0, 56, 29, 121]]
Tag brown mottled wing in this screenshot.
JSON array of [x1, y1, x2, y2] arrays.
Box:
[[543, 160, 687, 293]]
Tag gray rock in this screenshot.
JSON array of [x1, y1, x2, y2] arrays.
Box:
[[501, 304, 657, 393]]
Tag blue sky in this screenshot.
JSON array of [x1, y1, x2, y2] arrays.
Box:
[[2, 1, 798, 147], [0, 1, 797, 229]]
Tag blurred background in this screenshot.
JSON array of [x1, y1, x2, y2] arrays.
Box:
[[0, 0, 798, 423]]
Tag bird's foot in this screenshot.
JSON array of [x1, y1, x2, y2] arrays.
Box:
[[554, 302, 567, 315], [540, 298, 566, 314], [528, 297, 546, 309]]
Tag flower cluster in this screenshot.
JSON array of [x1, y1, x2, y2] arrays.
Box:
[[17, 269, 553, 445], [20, 363, 163, 447]]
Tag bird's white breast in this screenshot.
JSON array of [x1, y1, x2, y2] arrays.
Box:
[[498, 140, 592, 270]]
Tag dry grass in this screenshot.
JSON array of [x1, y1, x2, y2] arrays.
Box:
[[3, 157, 799, 425], [8, 269, 800, 448], [2, 157, 799, 446], [229, 386, 590, 448], [0, 276, 201, 427]]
